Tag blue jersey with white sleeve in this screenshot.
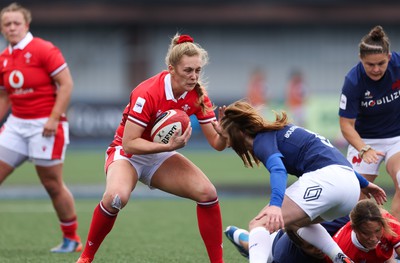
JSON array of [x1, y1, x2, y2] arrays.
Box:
[[253, 124, 354, 207], [338, 51, 400, 138]]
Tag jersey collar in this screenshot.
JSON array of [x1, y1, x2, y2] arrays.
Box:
[[8, 32, 33, 54], [164, 73, 188, 102]]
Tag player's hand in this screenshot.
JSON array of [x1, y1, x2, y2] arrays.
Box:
[[361, 148, 384, 164], [361, 182, 387, 205], [168, 122, 192, 150], [211, 106, 227, 139], [252, 205, 284, 233], [42, 118, 58, 137], [217, 105, 226, 122]]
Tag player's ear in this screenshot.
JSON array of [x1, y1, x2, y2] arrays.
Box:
[[168, 64, 175, 74]]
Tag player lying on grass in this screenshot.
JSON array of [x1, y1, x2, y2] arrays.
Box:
[[225, 216, 349, 263]]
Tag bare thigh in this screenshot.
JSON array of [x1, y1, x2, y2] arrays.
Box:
[[150, 153, 217, 202], [0, 160, 14, 184], [102, 159, 138, 212], [281, 195, 315, 229]]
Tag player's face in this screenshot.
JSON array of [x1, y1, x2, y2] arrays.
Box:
[[354, 220, 383, 250], [169, 55, 202, 95], [1, 11, 29, 46], [360, 53, 390, 81]]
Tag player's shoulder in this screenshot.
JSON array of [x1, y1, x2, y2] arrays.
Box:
[[30, 37, 56, 48], [0, 46, 8, 58], [344, 63, 364, 88], [389, 52, 400, 67], [136, 71, 167, 90]]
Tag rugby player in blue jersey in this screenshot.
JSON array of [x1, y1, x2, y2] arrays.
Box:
[[339, 25, 400, 220], [217, 100, 386, 263]]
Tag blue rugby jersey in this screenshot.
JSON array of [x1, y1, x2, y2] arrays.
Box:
[[253, 124, 360, 207], [339, 52, 400, 138]]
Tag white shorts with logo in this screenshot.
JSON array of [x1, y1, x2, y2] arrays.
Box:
[[285, 165, 360, 221], [105, 145, 176, 188], [0, 114, 69, 166], [346, 136, 400, 175]]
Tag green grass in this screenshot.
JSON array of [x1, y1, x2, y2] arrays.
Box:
[[0, 198, 265, 263]]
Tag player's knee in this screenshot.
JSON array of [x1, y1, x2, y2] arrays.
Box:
[[195, 183, 217, 202], [249, 218, 265, 231], [103, 193, 129, 212]]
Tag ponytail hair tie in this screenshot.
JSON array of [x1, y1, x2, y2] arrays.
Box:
[[177, 35, 194, 44]]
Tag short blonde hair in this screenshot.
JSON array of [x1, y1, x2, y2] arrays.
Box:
[[1, 2, 32, 25]]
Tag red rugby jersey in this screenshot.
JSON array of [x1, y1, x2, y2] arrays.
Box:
[[110, 71, 216, 146], [0, 32, 67, 119]]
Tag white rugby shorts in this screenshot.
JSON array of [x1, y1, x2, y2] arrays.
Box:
[[346, 136, 400, 175], [0, 114, 69, 161], [285, 165, 360, 221], [105, 145, 176, 188]]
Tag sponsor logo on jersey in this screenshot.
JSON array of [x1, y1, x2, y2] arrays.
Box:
[[9, 70, 24, 89], [364, 90, 372, 99], [133, 97, 145, 113], [339, 94, 347, 110], [284, 125, 298, 138], [361, 90, 400, 108]]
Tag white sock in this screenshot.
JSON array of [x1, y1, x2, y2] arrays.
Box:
[[233, 229, 248, 244], [249, 227, 271, 263], [297, 224, 342, 260]]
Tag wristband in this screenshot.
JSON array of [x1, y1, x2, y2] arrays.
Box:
[[359, 145, 371, 158]]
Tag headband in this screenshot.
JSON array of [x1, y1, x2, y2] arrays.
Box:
[[177, 35, 194, 44]]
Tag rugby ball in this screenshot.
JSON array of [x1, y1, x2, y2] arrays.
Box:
[[151, 109, 190, 144]]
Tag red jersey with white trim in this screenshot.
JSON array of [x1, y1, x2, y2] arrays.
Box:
[[332, 212, 400, 263], [0, 32, 67, 119], [110, 71, 216, 146]]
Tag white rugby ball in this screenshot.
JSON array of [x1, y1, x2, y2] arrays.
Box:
[[150, 109, 190, 144]]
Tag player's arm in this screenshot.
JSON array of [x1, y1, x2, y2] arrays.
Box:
[[42, 67, 73, 137], [51, 67, 73, 120], [122, 120, 190, 154], [266, 154, 288, 208], [339, 117, 364, 151], [339, 116, 383, 163], [0, 89, 11, 120], [200, 122, 227, 151]]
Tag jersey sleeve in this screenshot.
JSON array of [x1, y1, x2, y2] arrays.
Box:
[[38, 40, 67, 76], [354, 171, 369, 188], [126, 91, 153, 128], [266, 153, 287, 207], [339, 78, 360, 119]]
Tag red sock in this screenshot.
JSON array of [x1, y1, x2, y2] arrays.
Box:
[[197, 198, 224, 263], [81, 202, 118, 260], [60, 216, 79, 241]]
